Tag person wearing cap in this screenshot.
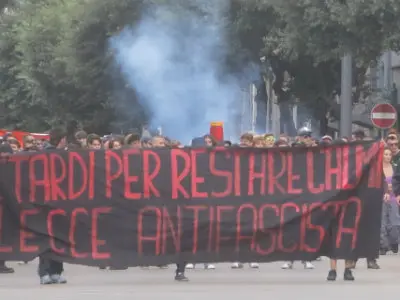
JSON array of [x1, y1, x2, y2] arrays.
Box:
[[74, 130, 87, 148], [297, 127, 314, 147], [321, 135, 333, 145]]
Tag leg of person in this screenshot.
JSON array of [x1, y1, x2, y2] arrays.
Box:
[[249, 262, 259, 269], [327, 259, 337, 281], [281, 261, 294, 269], [175, 262, 189, 281], [380, 201, 390, 255], [347, 259, 357, 269], [231, 262, 243, 269], [38, 257, 52, 284], [302, 261, 315, 269], [0, 260, 14, 274], [367, 257, 380, 269], [344, 260, 355, 281], [387, 199, 400, 253], [49, 260, 67, 284]]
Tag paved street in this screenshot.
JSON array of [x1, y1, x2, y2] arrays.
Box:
[[0, 256, 399, 300]]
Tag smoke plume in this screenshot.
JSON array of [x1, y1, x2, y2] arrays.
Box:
[[110, 0, 244, 143]]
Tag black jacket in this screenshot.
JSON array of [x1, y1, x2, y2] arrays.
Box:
[[392, 163, 400, 196]]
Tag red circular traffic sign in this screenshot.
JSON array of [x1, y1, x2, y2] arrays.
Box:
[[371, 103, 397, 129]]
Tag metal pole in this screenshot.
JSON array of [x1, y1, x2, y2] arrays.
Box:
[[383, 51, 392, 89], [340, 54, 353, 138]]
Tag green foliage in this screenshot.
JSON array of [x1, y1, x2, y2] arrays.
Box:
[[229, 0, 400, 133], [0, 0, 400, 133]]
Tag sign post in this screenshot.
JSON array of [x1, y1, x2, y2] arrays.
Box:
[[370, 103, 397, 137]]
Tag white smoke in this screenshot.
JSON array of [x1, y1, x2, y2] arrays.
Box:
[[110, 0, 245, 143]]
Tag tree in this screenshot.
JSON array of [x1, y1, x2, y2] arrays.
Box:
[[229, 0, 400, 134], [0, 0, 217, 133]]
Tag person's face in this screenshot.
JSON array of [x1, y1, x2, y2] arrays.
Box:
[[387, 139, 399, 154], [240, 139, 252, 147], [113, 141, 122, 150], [130, 140, 142, 148], [322, 138, 332, 144], [152, 137, 165, 148], [279, 136, 289, 144], [384, 149, 392, 163], [299, 135, 312, 146], [264, 136, 275, 147], [24, 136, 35, 150], [79, 138, 87, 147], [35, 140, 43, 150], [204, 137, 213, 147], [89, 139, 102, 150], [254, 140, 264, 148], [10, 144, 19, 152], [142, 141, 151, 148]]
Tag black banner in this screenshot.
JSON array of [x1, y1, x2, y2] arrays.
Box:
[[0, 141, 383, 266]]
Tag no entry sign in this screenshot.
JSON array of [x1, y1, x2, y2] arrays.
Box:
[[371, 103, 397, 129]]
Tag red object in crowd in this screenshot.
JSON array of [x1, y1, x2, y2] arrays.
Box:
[[0, 129, 49, 146], [210, 122, 224, 142]]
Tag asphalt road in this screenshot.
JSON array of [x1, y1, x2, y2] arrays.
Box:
[[0, 256, 399, 300]]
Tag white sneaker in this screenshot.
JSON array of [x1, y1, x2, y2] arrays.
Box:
[[204, 264, 215, 270], [304, 261, 315, 269], [281, 262, 293, 269], [186, 263, 195, 269], [231, 262, 243, 269], [249, 262, 259, 268]]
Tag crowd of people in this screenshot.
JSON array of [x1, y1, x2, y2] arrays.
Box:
[[0, 124, 399, 283]]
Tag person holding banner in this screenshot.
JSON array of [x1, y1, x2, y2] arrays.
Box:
[[0, 143, 15, 274], [151, 135, 189, 281], [38, 127, 68, 285]]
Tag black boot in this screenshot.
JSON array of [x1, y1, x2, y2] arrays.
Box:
[[327, 269, 337, 281], [344, 268, 354, 281], [0, 261, 14, 274], [175, 272, 189, 281]]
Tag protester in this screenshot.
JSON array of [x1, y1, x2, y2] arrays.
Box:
[[0, 143, 15, 274], [380, 147, 400, 255], [108, 136, 124, 149], [386, 132, 400, 165], [75, 130, 88, 148], [8, 138, 21, 152], [22, 134, 37, 151], [86, 133, 102, 149], [38, 127, 67, 285]]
